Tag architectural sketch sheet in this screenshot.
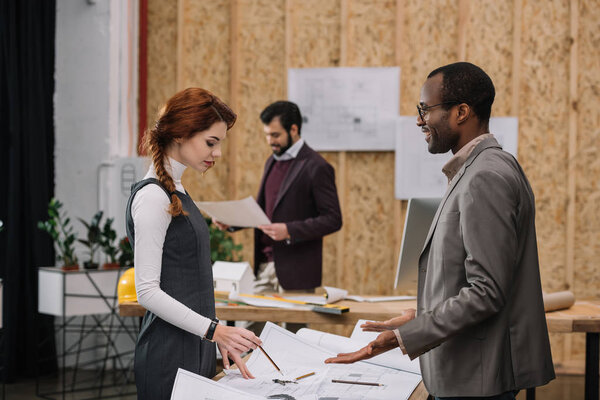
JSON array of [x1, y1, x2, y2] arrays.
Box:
[[195, 196, 270, 227], [288, 67, 400, 151], [218, 322, 421, 400], [296, 326, 421, 375], [170, 368, 264, 400], [395, 116, 519, 199]]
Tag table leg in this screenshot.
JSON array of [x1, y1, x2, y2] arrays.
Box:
[[585, 332, 599, 400]]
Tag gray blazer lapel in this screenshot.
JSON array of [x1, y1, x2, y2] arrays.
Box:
[[420, 137, 503, 255]]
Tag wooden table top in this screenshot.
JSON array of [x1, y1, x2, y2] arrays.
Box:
[[119, 298, 600, 333], [545, 300, 600, 333]]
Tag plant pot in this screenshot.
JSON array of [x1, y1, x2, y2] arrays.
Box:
[[61, 264, 79, 271], [102, 262, 121, 270], [83, 261, 99, 270]]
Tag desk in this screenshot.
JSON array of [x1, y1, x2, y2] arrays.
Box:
[[121, 299, 600, 400], [120, 299, 418, 324], [546, 301, 600, 400]]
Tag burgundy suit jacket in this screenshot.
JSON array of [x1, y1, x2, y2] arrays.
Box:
[[254, 143, 342, 290]]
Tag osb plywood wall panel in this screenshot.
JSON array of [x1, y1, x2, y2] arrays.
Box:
[[569, 0, 600, 363], [286, 1, 342, 290], [519, 0, 571, 363], [399, 0, 459, 115], [231, 0, 287, 263], [342, 0, 397, 296], [179, 0, 231, 202], [574, 0, 600, 300], [287, 0, 341, 68], [146, 0, 178, 133], [145, 0, 600, 364], [519, 0, 571, 293], [464, 0, 514, 116]]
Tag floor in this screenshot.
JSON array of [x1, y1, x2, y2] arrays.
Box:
[[2, 371, 587, 399]]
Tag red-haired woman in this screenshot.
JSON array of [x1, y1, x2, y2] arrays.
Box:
[[125, 88, 261, 399]]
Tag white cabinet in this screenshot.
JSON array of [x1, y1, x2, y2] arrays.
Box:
[[38, 267, 123, 317]]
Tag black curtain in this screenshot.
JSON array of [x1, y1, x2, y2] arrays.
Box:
[[0, 0, 57, 381]]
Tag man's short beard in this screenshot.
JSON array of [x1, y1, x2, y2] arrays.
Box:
[[274, 131, 293, 156]]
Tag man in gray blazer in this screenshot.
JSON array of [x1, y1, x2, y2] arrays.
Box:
[[326, 62, 555, 399]]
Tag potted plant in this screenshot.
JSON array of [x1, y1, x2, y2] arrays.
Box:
[[38, 198, 79, 271], [205, 217, 243, 262], [99, 218, 120, 269], [78, 211, 103, 270], [118, 237, 134, 268]]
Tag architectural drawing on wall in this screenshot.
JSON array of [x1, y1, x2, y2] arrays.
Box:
[[395, 116, 519, 199], [288, 67, 400, 151]]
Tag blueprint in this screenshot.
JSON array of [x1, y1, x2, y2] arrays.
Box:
[[288, 67, 400, 151], [395, 116, 519, 199], [218, 322, 421, 400]]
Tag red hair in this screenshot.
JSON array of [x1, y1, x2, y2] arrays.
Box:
[[143, 88, 236, 216]]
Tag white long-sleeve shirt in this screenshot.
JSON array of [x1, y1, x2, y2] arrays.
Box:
[[132, 157, 211, 338]]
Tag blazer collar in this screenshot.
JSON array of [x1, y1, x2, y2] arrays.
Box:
[[272, 144, 311, 211], [258, 144, 312, 211], [420, 137, 502, 255]]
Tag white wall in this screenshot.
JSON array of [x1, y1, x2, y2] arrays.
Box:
[[54, 0, 140, 370], [55, 0, 139, 256], [55, 0, 112, 239]]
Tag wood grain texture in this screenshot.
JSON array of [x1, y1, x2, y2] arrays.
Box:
[[399, 0, 459, 115], [143, 0, 600, 364], [146, 0, 178, 134], [519, 0, 571, 293], [180, 0, 232, 202], [465, 0, 514, 116], [573, 0, 600, 300], [341, 0, 398, 297]]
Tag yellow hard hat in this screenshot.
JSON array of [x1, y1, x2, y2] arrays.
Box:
[[118, 267, 137, 304]]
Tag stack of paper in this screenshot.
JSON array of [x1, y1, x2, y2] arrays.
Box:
[[284, 286, 416, 304], [195, 196, 270, 228], [171, 322, 421, 400]]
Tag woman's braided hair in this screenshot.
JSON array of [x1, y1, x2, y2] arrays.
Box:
[[142, 88, 236, 216]]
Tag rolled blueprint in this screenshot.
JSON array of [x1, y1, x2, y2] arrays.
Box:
[[543, 291, 575, 312]]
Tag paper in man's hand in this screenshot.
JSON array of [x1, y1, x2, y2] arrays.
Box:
[[195, 196, 271, 228]]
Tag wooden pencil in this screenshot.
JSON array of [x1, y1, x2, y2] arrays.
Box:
[[258, 345, 284, 376], [331, 379, 384, 387]]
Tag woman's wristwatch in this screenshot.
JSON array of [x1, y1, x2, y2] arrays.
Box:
[[205, 318, 220, 342]]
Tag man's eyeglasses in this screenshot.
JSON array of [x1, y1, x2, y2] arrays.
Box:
[[416, 102, 460, 121]]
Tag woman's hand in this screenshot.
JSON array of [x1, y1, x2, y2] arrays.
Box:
[[360, 308, 416, 332], [213, 220, 230, 231], [218, 342, 256, 379], [213, 325, 262, 379]]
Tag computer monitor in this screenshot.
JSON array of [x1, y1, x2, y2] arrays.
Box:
[[394, 197, 442, 292]]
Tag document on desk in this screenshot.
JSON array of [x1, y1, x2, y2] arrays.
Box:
[[195, 196, 270, 228], [170, 368, 264, 400], [218, 322, 421, 400], [297, 325, 421, 375], [283, 286, 416, 305]]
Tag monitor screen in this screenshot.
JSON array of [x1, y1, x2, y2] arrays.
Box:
[[394, 197, 441, 292]]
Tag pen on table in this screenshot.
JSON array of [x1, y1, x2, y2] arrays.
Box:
[[294, 371, 315, 381], [331, 379, 384, 387], [258, 345, 284, 376]]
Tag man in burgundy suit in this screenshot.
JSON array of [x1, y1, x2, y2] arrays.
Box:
[[252, 101, 342, 293]]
